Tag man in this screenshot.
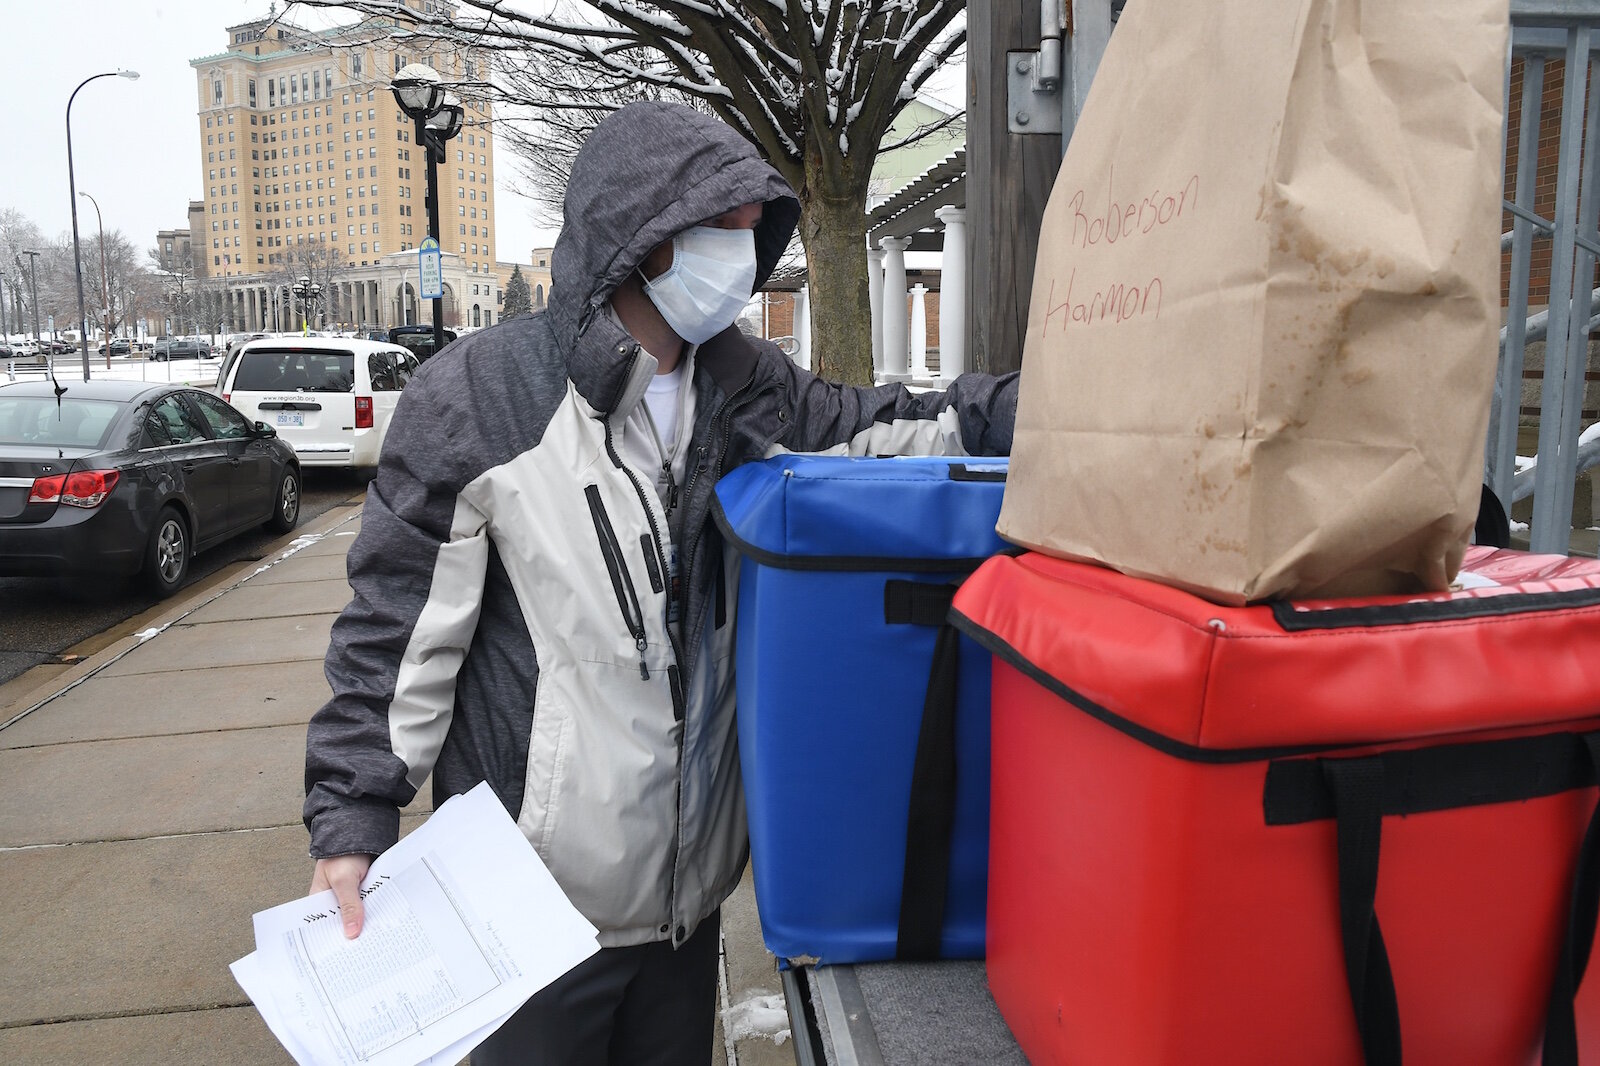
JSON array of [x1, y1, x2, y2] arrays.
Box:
[[304, 100, 1017, 1064]]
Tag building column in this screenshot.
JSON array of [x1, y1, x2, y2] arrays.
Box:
[[879, 236, 910, 381], [794, 286, 811, 372], [909, 283, 929, 380], [867, 242, 885, 377], [934, 206, 967, 380]]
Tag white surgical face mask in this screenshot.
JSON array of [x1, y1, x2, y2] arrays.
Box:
[[641, 225, 758, 344]]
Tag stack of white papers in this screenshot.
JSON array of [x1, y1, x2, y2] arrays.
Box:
[[232, 783, 600, 1066]]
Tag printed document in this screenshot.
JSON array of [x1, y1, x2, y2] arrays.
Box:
[[232, 783, 599, 1066]]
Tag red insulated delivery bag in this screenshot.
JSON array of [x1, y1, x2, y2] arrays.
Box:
[[951, 547, 1600, 1066]]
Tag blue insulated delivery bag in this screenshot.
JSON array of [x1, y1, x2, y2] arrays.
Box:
[[713, 454, 1009, 965]]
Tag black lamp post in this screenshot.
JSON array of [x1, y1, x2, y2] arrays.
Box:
[[67, 69, 139, 380], [21, 250, 43, 352], [79, 190, 113, 369], [292, 274, 323, 334], [391, 64, 464, 357]]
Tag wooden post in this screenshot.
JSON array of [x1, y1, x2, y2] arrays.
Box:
[[967, 0, 1063, 375]]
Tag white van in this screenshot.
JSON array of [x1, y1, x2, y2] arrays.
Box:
[[219, 337, 420, 470]]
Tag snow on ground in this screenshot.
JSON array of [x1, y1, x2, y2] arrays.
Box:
[[4, 356, 220, 387], [722, 993, 791, 1046]]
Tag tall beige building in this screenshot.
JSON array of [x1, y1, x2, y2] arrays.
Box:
[[189, 0, 508, 331]]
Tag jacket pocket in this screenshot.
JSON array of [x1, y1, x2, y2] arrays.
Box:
[[585, 484, 650, 679]]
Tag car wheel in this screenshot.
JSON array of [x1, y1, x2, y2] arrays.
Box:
[[266, 468, 301, 533], [143, 507, 190, 598]]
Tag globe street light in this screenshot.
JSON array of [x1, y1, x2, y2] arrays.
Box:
[[79, 191, 113, 369], [68, 68, 139, 381], [292, 274, 323, 334], [391, 64, 464, 357]]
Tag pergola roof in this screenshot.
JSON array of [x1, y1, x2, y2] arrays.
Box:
[[866, 149, 966, 251]]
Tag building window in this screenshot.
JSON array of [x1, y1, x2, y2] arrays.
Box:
[[213, 80, 223, 105]]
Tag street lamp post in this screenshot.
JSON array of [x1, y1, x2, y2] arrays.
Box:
[[163, 271, 188, 344], [292, 274, 323, 334], [21, 250, 43, 350], [79, 190, 113, 368], [67, 68, 139, 380], [1, 273, 9, 380], [392, 65, 464, 357]]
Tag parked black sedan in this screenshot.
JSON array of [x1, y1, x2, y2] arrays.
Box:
[[0, 379, 301, 596]]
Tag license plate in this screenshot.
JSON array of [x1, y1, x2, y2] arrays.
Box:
[[275, 412, 305, 427]]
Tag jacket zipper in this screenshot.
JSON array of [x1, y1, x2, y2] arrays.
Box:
[[585, 483, 651, 679], [604, 348, 687, 672], [609, 345, 692, 937], [679, 374, 774, 638]]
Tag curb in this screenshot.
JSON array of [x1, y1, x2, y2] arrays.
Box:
[[0, 501, 364, 732]]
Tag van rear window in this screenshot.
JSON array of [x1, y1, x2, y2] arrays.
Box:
[[232, 349, 356, 393]]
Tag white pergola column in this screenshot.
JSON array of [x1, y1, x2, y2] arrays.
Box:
[[867, 242, 885, 377], [934, 206, 967, 380], [794, 285, 811, 371], [909, 283, 929, 380], [879, 236, 910, 381]]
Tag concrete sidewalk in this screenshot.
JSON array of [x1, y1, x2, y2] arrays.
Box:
[[0, 496, 793, 1065]]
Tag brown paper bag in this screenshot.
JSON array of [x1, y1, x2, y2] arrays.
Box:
[[996, 0, 1509, 603]]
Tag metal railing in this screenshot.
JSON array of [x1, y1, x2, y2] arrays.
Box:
[[1493, 2, 1600, 553]]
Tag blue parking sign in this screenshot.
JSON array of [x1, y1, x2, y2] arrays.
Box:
[[419, 238, 443, 300]]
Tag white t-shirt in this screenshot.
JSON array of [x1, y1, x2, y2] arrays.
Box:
[[620, 348, 696, 522], [644, 359, 686, 454]]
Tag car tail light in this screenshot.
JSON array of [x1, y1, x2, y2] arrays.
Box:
[[29, 470, 120, 509], [222, 393, 230, 403], [355, 396, 374, 429]]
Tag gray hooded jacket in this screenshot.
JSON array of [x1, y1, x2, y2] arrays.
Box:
[[304, 101, 1018, 948]]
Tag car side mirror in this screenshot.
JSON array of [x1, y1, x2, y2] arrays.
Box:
[[253, 421, 278, 439]]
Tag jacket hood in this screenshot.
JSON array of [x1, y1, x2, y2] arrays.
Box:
[[547, 101, 801, 357]]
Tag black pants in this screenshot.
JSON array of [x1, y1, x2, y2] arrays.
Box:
[[472, 911, 720, 1066]]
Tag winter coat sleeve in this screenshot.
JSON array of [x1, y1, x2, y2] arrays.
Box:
[[304, 385, 489, 859], [775, 356, 1018, 458]]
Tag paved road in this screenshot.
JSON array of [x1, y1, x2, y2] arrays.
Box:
[[0, 469, 370, 686]]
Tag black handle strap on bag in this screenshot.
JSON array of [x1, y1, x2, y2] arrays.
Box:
[[884, 578, 964, 960], [1264, 730, 1600, 1066]]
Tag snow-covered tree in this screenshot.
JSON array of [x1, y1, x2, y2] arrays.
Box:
[[1, 210, 48, 338], [286, 0, 964, 384], [503, 264, 534, 319]]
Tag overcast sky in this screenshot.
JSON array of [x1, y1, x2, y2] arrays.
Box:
[[4, 0, 556, 264]]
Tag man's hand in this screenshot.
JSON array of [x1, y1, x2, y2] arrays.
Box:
[[310, 853, 376, 939]]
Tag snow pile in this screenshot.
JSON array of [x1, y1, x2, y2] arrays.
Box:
[[722, 993, 791, 1046]]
